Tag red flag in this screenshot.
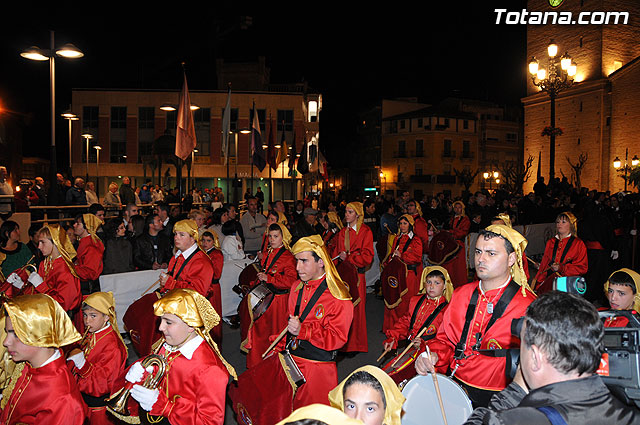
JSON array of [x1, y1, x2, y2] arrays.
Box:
[[175, 72, 197, 160], [267, 118, 278, 171]]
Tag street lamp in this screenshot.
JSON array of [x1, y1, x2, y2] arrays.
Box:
[[529, 40, 577, 183], [82, 133, 93, 183], [483, 170, 500, 191], [62, 111, 78, 177], [613, 148, 640, 192], [379, 171, 386, 193], [21, 31, 83, 205], [94, 146, 102, 197]]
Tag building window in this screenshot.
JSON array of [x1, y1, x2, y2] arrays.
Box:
[[443, 164, 452, 175], [82, 106, 99, 162], [506, 133, 518, 143], [415, 139, 424, 157], [444, 139, 452, 157], [138, 107, 154, 163], [110, 106, 127, 163], [415, 163, 423, 176], [277, 110, 293, 132], [398, 140, 406, 157], [463, 120, 469, 129], [390, 120, 398, 134], [417, 118, 423, 128], [194, 108, 210, 157], [400, 120, 406, 130], [444, 118, 450, 128], [166, 110, 177, 134], [462, 140, 470, 157]]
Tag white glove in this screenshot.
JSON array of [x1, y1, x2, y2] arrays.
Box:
[[631, 229, 637, 236], [27, 272, 44, 287], [130, 384, 159, 411], [125, 362, 154, 384], [611, 250, 619, 260], [67, 351, 86, 369], [7, 273, 24, 289]]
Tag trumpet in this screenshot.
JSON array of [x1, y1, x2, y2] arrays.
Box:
[[106, 354, 167, 424]]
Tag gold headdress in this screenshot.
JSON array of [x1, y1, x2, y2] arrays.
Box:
[[398, 214, 415, 233], [557, 211, 578, 234], [269, 222, 292, 250], [485, 224, 533, 297], [327, 211, 343, 230], [153, 288, 236, 379], [82, 213, 103, 244], [43, 224, 79, 278], [291, 235, 351, 300], [453, 200, 466, 216], [173, 219, 201, 250], [604, 268, 640, 312], [346, 202, 364, 234], [496, 213, 512, 228], [277, 211, 288, 225], [419, 266, 454, 302], [329, 365, 406, 425], [275, 404, 362, 425], [83, 291, 125, 346]]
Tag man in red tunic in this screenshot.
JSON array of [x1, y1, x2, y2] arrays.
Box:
[[125, 219, 217, 356], [332, 201, 373, 353], [1, 293, 88, 424], [416, 224, 535, 408], [406, 199, 430, 260], [202, 231, 224, 343], [443, 200, 470, 287], [73, 213, 104, 294]]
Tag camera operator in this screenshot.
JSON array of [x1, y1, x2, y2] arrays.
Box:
[[465, 291, 640, 424]]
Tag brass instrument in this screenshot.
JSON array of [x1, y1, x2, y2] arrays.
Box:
[[106, 354, 167, 424]]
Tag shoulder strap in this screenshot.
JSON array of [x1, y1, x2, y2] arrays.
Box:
[[558, 236, 575, 264], [170, 248, 200, 280], [263, 247, 286, 272], [416, 301, 447, 338], [409, 294, 428, 331], [483, 280, 519, 336], [402, 235, 413, 253], [536, 406, 568, 425], [294, 279, 328, 322], [454, 288, 480, 359]]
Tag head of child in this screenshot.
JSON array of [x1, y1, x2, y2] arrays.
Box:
[[82, 303, 110, 333], [607, 270, 638, 311], [424, 270, 446, 299], [342, 371, 386, 425]]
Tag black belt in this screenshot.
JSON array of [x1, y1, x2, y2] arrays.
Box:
[[212, 278, 220, 284], [82, 392, 108, 408], [265, 283, 289, 295], [291, 339, 337, 362], [407, 265, 417, 272], [357, 266, 366, 273]]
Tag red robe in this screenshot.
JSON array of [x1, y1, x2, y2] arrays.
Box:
[[384, 295, 448, 350], [266, 276, 353, 409], [127, 338, 230, 425], [429, 280, 535, 391], [0, 352, 88, 425], [331, 224, 374, 352], [74, 235, 104, 282], [22, 257, 82, 312], [535, 235, 588, 293], [382, 234, 423, 332], [412, 214, 431, 253], [69, 325, 127, 425], [243, 247, 298, 368], [444, 215, 470, 288], [163, 248, 214, 296], [206, 248, 224, 343]]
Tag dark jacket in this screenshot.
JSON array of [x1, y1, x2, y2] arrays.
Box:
[[133, 232, 173, 270], [119, 184, 136, 205], [65, 186, 87, 205], [102, 237, 134, 274], [466, 375, 640, 425]]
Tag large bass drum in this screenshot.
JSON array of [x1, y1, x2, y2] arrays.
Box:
[[426, 231, 460, 265], [336, 260, 360, 305], [401, 374, 473, 425]]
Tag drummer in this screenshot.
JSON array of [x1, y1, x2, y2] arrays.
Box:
[[381, 214, 423, 332], [67, 292, 127, 425], [202, 230, 224, 343], [329, 365, 405, 425], [490, 214, 529, 281], [416, 225, 535, 408], [243, 222, 298, 368], [383, 266, 452, 358], [332, 201, 374, 353], [258, 210, 281, 260]]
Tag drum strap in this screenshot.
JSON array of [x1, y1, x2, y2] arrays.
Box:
[[262, 247, 286, 273], [294, 279, 328, 322], [169, 248, 200, 280], [409, 297, 447, 340], [454, 280, 519, 360], [551, 236, 575, 267], [536, 406, 568, 425]]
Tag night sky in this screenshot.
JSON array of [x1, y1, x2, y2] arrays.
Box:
[[0, 2, 528, 170]]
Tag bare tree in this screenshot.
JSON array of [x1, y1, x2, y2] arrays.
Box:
[[454, 168, 479, 194], [497, 155, 534, 194], [567, 153, 588, 189]]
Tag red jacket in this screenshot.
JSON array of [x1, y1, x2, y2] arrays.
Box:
[[75, 235, 104, 281], [332, 225, 374, 274], [535, 235, 588, 283], [384, 294, 448, 349], [450, 215, 471, 241], [412, 214, 431, 251], [164, 247, 214, 297], [24, 257, 82, 312]]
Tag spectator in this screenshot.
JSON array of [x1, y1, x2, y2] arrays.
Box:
[[207, 207, 229, 243], [151, 184, 165, 203], [133, 213, 172, 271], [102, 218, 134, 275], [33, 176, 47, 205], [224, 203, 245, 247], [221, 220, 246, 260], [85, 181, 99, 205], [134, 186, 142, 206], [14, 179, 39, 212], [155, 202, 175, 247], [0, 220, 35, 279], [165, 187, 180, 204], [363, 197, 380, 240], [0, 166, 14, 215], [188, 209, 207, 235], [26, 223, 44, 268], [103, 183, 122, 207], [255, 186, 264, 211], [122, 203, 139, 228], [211, 195, 223, 210], [88, 203, 107, 241], [139, 184, 152, 204], [240, 197, 267, 255], [66, 178, 87, 205], [55, 173, 68, 206], [127, 214, 146, 241], [118, 177, 136, 205], [292, 200, 305, 223]]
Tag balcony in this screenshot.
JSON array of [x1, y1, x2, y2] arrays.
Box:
[[410, 174, 432, 183], [410, 150, 424, 158], [434, 124, 448, 131], [460, 151, 475, 160], [436, 175, 456, 184], [393, 150, 407, 158], [442, 150, 456, 159]]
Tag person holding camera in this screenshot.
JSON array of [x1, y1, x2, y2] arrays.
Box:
[[465, 291, 640, 424], [416, 224, 535, 408]]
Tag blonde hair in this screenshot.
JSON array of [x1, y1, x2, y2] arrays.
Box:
[[189, 209, 205, 220], [108, 182, 118, 191]]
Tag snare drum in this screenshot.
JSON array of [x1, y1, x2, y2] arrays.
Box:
[[401, 374, 473, 425], [248, 283, 275, 320]]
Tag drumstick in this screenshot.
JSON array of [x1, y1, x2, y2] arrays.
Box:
[[262, 326, 288, 359], [331, 255, 341, 262], [426, 346, 448, 425], [376, 346, 391, 363], [140, 278, 161, 297], [391, 327, 428, 368]]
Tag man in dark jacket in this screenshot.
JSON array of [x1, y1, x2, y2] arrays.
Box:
[[118, 176, 136, 205], [464, 291, 640, 424], [65, 178, 87, 205], [133, 213, 172, 270]]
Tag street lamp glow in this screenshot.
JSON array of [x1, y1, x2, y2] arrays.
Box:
[[160, 104, 176, 111], [483, 172, 489, 179], [528, 57, 539, 75], [613, 157, 622, 169], [20, 46, 48, 61], [61, 111, 77, 119], [632, 156, 640, 167], [493, 171, 499, 179], [560, 53, 572, 70], [94, 145, 102, 150], [567, 64, 577, 77], [239, 128, 251, 134], [55, 43, 84, 58], [537, 69, 547, 80], [547, 41, 558, 58], [189, 104, 200, 111], [82, 133, 94, 139]]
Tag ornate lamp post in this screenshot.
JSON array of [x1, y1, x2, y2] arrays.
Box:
[[528, 40, 577, 182], [613, 148, 640, 192], [483, 170, 500, 191]]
